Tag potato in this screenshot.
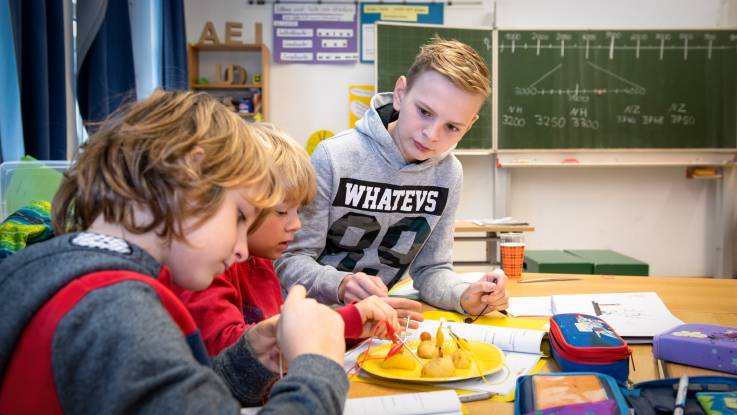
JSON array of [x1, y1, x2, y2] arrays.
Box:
[[452, 349, 471, 369], [417, 340, 434, 358], [380, 348, 416, 370], [431, 344, 452, 359], [421, 355, 455, 377]]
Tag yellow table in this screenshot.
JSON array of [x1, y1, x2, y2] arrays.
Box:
[[348, 273, 737, 414]]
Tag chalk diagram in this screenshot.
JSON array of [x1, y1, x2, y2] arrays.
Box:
[[515, 61, 646, 98], [500, 32, 737, 98]]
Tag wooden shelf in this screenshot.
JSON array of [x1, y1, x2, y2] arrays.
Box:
[[191, 83, 262, 90], [187, 22, 269, 121], [190, 43, 262, 52]]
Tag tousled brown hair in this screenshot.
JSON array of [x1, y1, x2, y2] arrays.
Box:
[[52, 89, 279, 241], [406, 36, 491, 98], [248, 123, 316, 233]]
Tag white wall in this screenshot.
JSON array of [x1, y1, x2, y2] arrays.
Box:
[[184, 0, 737, 277]]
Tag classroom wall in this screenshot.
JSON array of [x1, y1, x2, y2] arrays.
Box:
[[184, 0, 737, 277]]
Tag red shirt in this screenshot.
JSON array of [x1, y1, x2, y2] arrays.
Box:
[[159, 258, 363, 356]]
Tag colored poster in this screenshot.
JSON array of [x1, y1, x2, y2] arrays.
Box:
[[359, 3, 443, 63], [273, 3, 358, 64], [349, 85, 374, 128]]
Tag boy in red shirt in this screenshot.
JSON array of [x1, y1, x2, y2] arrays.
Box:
[[162, 124, 423, 356]]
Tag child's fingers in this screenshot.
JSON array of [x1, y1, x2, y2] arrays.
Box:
[[382, 297, 423, 312], [344, 285, 373, 303], [283, 285, 307, 305], [468, 279, 497, 296], [354, 274, 388, 297]]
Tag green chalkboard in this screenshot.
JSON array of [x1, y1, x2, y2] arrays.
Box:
[[498, 30, 737, 150], [376, 23, 493, 149]]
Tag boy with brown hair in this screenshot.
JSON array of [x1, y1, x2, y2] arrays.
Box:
[[161, 124, 424, 357], [0, 90, 348, 414], [276, 37, 509, 317]]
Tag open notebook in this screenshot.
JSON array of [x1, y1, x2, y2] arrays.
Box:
[[240, 390, 462, 415], [507, 292, 684, 343]]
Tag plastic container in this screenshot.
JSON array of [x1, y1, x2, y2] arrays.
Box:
[[0, 160, 70, 220]]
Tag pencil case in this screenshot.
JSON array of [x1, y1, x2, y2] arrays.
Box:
[[549, 314, 631, 382], [653, 323, 737, 375], [514, 372, 737, 415]]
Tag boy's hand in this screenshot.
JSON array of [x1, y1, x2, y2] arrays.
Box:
[[277, 285, 345, 365], [338, 272, 388, 304], [459, 269, 509, 316], [380, 297, 424, 330], [245, 315, 282, 373], [354, 295, 399, 338]]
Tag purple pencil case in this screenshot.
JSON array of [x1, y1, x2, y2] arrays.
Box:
[[653, 323, 737, 374]]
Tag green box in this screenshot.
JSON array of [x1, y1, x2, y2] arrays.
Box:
[[565, 249, 649, 276], [523, 250, 593, 274]]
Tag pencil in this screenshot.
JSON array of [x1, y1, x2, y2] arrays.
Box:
[[458, 391, 494, 403]]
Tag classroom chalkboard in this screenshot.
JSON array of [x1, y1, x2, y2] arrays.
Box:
[[376, 23, 493, 149], [498, 30, 737, 150]]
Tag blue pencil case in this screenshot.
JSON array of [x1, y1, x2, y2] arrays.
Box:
[[549, 314, 632, 382], [515, 372, 737, 415]]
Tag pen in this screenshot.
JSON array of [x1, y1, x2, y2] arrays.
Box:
[[673, 374, 688, 415], [518, 277, 582, 284], [458, 391, 494, 403]]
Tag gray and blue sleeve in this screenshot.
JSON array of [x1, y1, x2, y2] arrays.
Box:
[[53, 281, 347, 414]]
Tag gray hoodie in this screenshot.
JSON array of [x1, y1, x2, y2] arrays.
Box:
[[276, 92, 471, 313], [0, 232, 347, 414]]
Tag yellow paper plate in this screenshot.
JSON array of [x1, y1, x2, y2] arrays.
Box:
[[358, 340, 505, 382]]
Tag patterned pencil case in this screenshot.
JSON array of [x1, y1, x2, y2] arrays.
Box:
[[549, 313, 632, 382], [653, 323, 737, 375], [515, 372, 737, 415]]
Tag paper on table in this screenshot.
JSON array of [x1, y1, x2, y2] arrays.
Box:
[[241, 390, 462, 415], [551, 292, 684, 340], [343, 390, 462, 415], [506, 296, 553, 317], [388, 273, 486, 299], [470, 217, 528, 226]]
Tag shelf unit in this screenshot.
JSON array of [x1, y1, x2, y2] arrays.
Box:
[[187, 23, 270, 121]]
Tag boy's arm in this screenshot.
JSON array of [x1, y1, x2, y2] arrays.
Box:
[[410, 169, 471, 314], [176, 270, 251, 356], [275, 144, 348, 305], [55, 281, 347, 414], [335, 304, 363, 338], [54, 281, 247, 413]]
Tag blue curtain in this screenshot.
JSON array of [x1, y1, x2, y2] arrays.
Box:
[[77, 0, 136, 124], [0, 0, 24, 162], [161, 0, 187, 90], [8, 0, 67, 161]]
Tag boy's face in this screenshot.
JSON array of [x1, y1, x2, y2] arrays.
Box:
[[247, 202, 302, 260], [165, 188, 257, 291], [389, 70, 485, 162]]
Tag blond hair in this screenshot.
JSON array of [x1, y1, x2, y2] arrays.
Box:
[[248, 123, 316, 232], [406, 36, 490, 98], [52, 89, 279, 241]]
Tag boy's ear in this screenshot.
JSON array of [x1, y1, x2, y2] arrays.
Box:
[[468, 114, 480, 129], [392, 76, 408, 111], [189, 146, 206, 165]]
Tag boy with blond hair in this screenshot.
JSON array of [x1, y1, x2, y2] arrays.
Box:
[[276, 37, 509, 317], [0, 90, 348, 414], [161, 124, 424, 357]]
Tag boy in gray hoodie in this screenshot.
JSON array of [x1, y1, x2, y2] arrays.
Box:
[[276, 38, 509, 317]]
